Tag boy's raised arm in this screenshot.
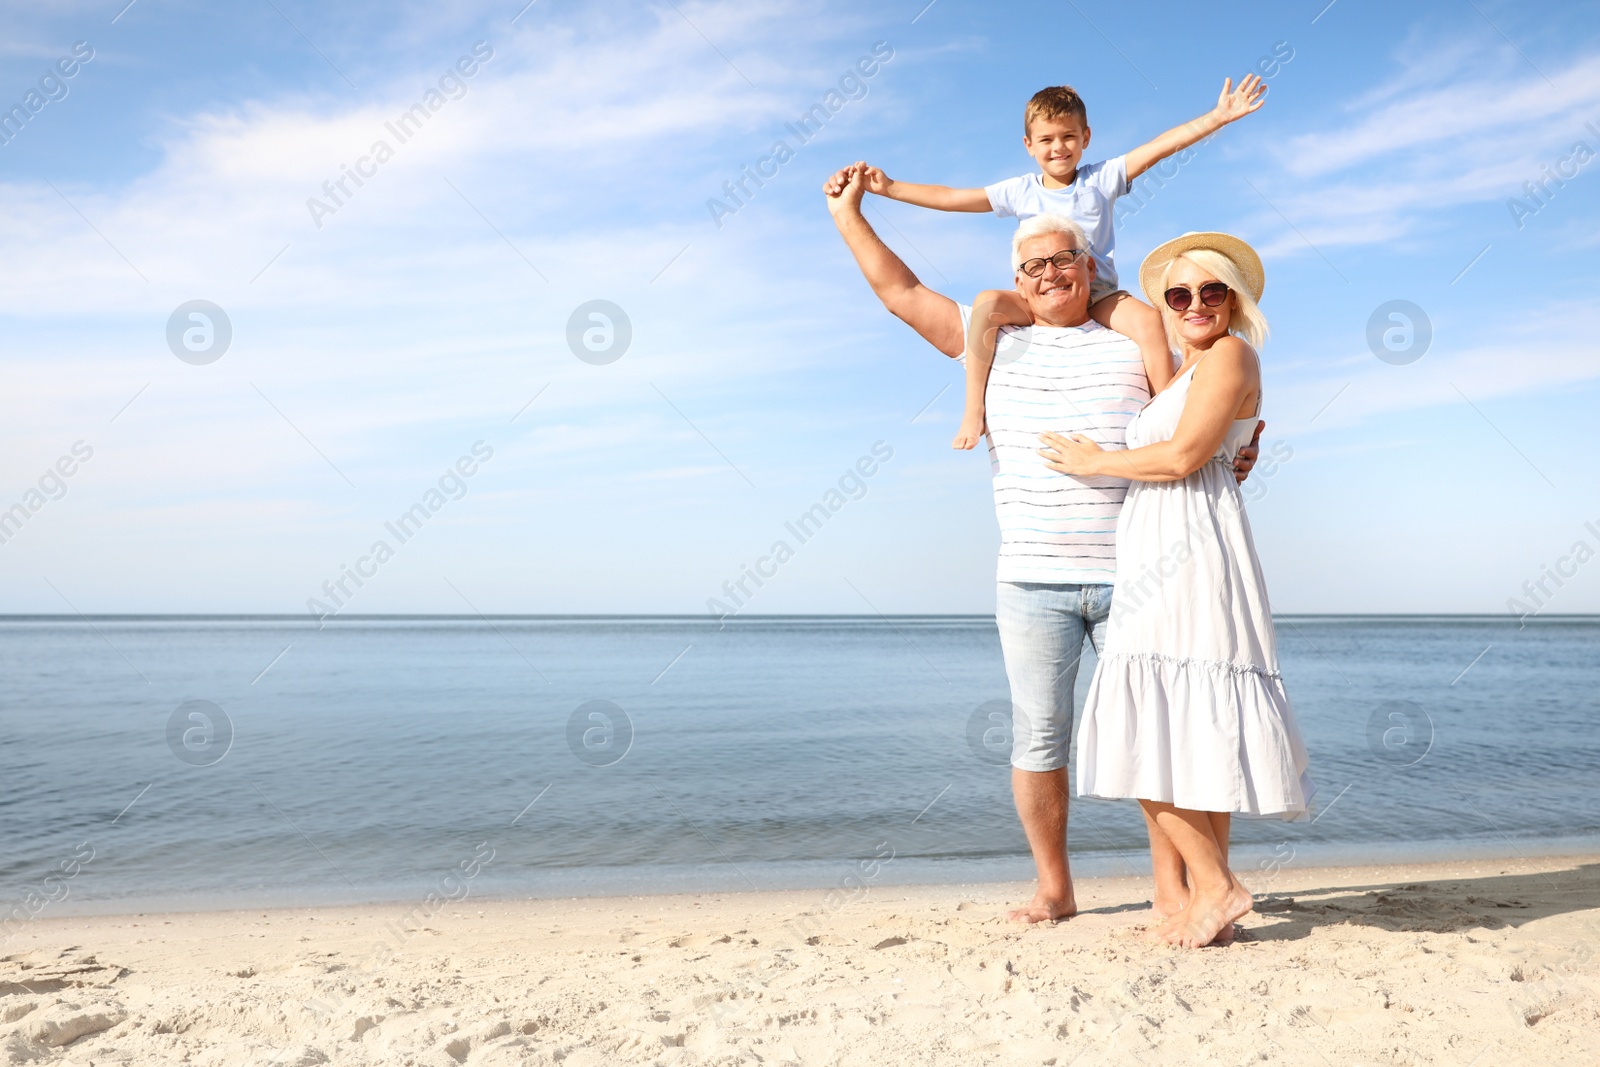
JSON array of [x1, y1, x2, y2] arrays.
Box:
[[1123, 74, 1267, 181], [824, 163, 991, 213]]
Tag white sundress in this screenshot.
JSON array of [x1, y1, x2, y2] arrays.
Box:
[[1076, 354, 1314, 818]]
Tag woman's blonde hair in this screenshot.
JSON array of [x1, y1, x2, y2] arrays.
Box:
[[1156, 249, 1269, 351]]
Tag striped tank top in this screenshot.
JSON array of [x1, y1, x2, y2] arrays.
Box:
[[959, 306, 1150, 585]]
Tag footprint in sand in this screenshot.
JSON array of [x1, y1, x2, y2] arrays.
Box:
[[665, 934, 732, 949]]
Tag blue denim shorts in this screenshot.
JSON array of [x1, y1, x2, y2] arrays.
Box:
[[1089, 278, 1126, 307], [995, 581, 1114, 772]]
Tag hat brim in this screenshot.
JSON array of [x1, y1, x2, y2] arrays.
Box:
[[1138, 231, 1265, 309]]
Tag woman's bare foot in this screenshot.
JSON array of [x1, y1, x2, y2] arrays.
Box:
[[1150, 905, 1237, 946], [1006, 889, 1077, 923], [1160, 878, 1252, 949], [1151, 888, 1189, 921], [1149, 907, 1187, 941]]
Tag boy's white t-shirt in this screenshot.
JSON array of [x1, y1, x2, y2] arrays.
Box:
[[985, 156, 1131, 291]]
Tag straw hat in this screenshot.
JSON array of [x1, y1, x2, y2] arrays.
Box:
[[1138, 231, 1265, 308]]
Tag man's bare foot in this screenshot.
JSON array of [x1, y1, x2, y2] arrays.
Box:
[[1159, 879, 1252, 949], [1006, 890, 1076, 923]]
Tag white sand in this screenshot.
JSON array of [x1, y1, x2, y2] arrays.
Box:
[[3, 853, 1598, 1066]]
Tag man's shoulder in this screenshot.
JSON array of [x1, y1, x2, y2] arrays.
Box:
[[1022, 319, 1136, 346], [956, 308, 1139, 352]]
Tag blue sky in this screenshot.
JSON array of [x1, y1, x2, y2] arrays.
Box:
[[1, 0, 1597, 616]]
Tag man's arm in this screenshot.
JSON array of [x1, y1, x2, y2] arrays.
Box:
[[1233, 421, 1264, 484], [1124, 74, 1267, 181], [823, 164, 991, 213], [825, 165, 966, 358]]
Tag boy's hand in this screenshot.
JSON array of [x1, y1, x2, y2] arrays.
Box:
[[855, 165, 893, 196], [1212, 74, 1267, 125]]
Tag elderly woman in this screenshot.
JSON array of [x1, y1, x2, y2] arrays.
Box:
[[1040, 232, 1313, 949]]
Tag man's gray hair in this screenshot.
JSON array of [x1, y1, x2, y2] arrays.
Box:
[[1011, 213, 1091, 272]]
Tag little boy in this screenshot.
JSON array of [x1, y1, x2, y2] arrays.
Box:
[[830, 75, 1267, 447]]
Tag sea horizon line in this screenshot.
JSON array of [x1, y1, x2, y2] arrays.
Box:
[[0, 612, 1594, 622]]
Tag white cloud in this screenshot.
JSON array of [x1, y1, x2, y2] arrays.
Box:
[[0, 0, 894, 315], [1265, 297, 1600, 435], [1280, 51, 1600, 179], [1245, 38, 1600, 255], [0, 3, 918, 591]]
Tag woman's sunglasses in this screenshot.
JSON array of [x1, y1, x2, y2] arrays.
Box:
[[1164, 282, 1230, 312]]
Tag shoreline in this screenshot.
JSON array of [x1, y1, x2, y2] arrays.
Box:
[[5, 854, 1597, 1064], [24, 849, 1600, 924], [29, 833, 1600, 920]]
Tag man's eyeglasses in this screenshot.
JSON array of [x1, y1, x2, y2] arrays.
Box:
[[1164, 282, 1230, 311], [1019, 249, 1087, 278]]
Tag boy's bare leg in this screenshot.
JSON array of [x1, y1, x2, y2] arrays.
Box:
[[953, 310, 991, 449], [954, 290, 1030, 449], [1091, 292, 1174, 394], [1007, 767, 1076, 922]]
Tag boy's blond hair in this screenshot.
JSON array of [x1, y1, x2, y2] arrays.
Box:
[[1024, 86, 1088, 136]]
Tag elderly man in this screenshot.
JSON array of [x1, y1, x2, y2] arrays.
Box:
[[824, 164, 1259, 921]]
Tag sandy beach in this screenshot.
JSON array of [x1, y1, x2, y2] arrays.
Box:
[[3, 853, 1597, 1066]]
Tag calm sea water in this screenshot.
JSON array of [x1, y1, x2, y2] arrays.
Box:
[[2, 615, 1597, 915]]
